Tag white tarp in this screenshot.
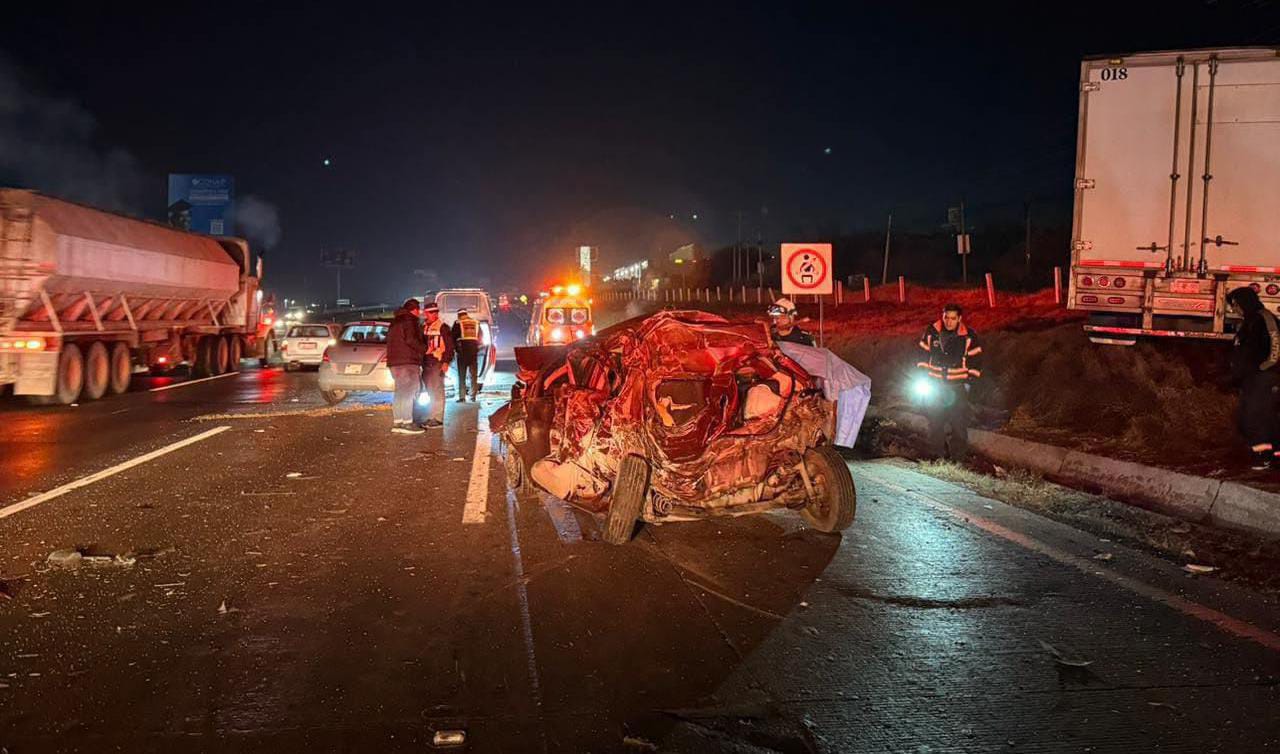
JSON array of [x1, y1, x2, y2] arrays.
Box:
[[778, 342, 871, 448]]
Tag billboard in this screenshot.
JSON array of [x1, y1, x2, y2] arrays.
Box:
[[167, 174, 235, 235]]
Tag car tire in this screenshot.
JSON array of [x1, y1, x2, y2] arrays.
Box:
[[108, 342, 132, 395], [284, 361, 297, 372], [603, 454, 648, 545], [800, 446, 857, 533], [82, 342, 110, 401], [503, 444, 536, 496], [321, 389, 348, 405]]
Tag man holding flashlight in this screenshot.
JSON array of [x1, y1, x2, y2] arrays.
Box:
[[915, 303, 982, 461], [419, 302, 454, 429]]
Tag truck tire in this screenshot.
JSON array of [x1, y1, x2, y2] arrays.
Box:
[[227, 336, 242, 368], [800, 446, 857, 533], [211, 336, 230, 375], [31, 343, 84, 406], [82, 342, 110, 401], [193, 336, 214, 378], [108, 342, 131, 395], [603, 454, 649, 545]]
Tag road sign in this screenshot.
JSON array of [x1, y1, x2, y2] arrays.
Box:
[[781, 243, 833, 295], [956, 234, 971, 255]]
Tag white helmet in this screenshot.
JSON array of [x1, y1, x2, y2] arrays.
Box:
[[767, 298, 797, 316]]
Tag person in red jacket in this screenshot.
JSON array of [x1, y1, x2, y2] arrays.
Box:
[[916, 303, 982, 460], [385, 298, 427, 435]]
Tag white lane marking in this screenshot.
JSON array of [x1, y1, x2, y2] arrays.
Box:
[[0, 426, 232, 520], [505, 489, 545, 709], [462, 425, 493, 524], [539, 493, 583, 543], [149, 371, 240, 392]]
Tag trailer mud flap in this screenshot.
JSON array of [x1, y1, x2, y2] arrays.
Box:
[[14, 351, 56, 395]]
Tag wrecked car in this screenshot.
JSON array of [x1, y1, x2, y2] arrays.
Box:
[[491, 310, 857, 544]]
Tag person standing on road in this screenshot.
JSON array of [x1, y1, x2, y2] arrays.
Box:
[[767, 298, 815, 346], [916, 303, 982, 461], [452, 308, 480, 402], [420, 302, 455, 428], [1227, 286, 1280, 470], [386, 298, 427, 435]]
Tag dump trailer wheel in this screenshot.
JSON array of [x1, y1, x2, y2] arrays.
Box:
[[31, 343, 85, 406], [603, 454, 649, 545], [800, 445, 857, 533], [227, 336, 242, 368], [321, 389, 348, 405], [82, 342, 110, 401], [192, 336, 214, 378], [108, 342, 131, 395], [211, 335, 230, 375]]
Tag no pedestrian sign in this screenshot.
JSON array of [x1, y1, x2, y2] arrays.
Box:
[[781, 243, 833, 295]]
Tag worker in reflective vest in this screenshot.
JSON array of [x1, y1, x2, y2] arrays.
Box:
[[451, 308, 481, 402], [916, 302, 982, 461], [419, 302, 454, 427], [1227, 286, 1280, 470]]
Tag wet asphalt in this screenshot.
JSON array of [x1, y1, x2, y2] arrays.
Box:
[[1, 363, 1278, 753]]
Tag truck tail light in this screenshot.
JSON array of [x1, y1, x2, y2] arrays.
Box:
[[1267, 284, 1279, 296], [1098, 277, 1110, 287], [0, 337, 47, 350], [1081, 276, 1094, 287], [1113, 277, 1126, 289], [157, 356, 168, 364]]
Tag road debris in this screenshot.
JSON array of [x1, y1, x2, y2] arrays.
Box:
[[217, 600, 241, 615], [46, 549, 83, 569], [1183, 564, 1217, 574], [622, 736, 658, 751], [1147, 701, 1180, 712], [1039, 640, 1093, 667], [285, 472, 303, 478], [1092, 553, 1113, 561], [432, 730, 467, 747]]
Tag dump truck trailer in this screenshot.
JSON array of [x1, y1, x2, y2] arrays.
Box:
[[0, 189, 274, 404], [1068, 47, 1280, 344]]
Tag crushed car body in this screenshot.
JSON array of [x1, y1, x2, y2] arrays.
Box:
[[492, 310, 858, 543]]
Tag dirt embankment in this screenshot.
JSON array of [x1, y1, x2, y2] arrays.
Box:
[[597, 285, 1245, 477]]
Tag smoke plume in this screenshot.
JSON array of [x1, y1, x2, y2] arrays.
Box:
[[235, 195, 282, 250]]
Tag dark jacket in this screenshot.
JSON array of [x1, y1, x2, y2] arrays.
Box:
[[917, 320, 982, 382], [1230, 302, 1280, 383], [773, 326, 815, 346], [385, 308, 427, 367], [423, 318, 456, 365]]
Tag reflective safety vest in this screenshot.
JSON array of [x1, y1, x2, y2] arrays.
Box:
[[458, 317, 480, 341], [425, 321, 448, 360], [917, 320, 983, 382]]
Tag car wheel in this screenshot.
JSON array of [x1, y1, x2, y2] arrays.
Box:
[[603, 454, 649, 545], [503, 444, 536, 496], [800, 446, 857, 533], [321, 389, 348, 405], [284, 361, 297, 372]]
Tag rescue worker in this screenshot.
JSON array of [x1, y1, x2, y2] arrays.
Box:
[[451, 308, 481, 402], [420, 302, 455, 429], [767, 298, 815, 346], [916, 303, 982, 460], [1227, 286, 1280, 470], [385, 298, 427, 435]]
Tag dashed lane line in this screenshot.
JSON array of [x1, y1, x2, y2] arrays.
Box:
[[0, 426, 232, 520], [462, 425, 493, 524], [148, 371, 240, 392]]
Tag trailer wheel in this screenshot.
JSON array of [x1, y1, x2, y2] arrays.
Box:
[[31, 343, 84, 406], [82, 342, 110, 401], [227, 336, 242, 368], [192, 336, 213, 377], [603, 454, 649, 545], [108, 342, 132, 395], [800, 446, 857, 533], [211, 336, 230, 375]]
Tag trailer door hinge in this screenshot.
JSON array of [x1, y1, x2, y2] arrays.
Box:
[[1081, 81, 1101, 93], [1073, 240, 1094, 252], [1075, 178, 1096, 190]]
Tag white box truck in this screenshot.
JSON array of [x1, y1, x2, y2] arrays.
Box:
[[1068, 47, 1280, 344], [0, 190, 276, 404]]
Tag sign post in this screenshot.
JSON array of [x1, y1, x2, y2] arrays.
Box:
[[780, 243, 833, 348]]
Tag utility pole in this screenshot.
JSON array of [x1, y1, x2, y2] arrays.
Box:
[[736, 210, 743, 283], [880, 211, 893, 285], [960, 199, 968, 285]]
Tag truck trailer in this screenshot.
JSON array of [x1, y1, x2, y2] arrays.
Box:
[[0, 189, 276, 404], [1068, 47, 1280, 344]]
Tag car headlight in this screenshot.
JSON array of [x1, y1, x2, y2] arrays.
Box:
[[550, 327, 565, 342], [509, 419, 527, 444]]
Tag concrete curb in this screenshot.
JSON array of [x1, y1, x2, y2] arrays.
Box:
[[878, 407, 1279, 539]]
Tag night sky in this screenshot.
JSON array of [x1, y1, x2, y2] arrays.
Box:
[[1, 2, 1277, 302]]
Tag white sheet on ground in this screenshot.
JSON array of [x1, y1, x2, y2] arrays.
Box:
[[778, 342, 871, 448]]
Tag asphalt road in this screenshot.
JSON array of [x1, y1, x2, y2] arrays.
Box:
[[1, 363, 1278, 752]]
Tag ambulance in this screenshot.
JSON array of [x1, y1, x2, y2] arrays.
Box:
[[527, 284, 594, 346]]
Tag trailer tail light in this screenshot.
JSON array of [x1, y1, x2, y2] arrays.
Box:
[[1081, 276, 1094, 287], [1081, 295, 1099, 304], [0, 337, 47, 350], [157, 356, 168, 364], [1113, 277, 1126, 289], [1107, 296, 1126, 305], [1098, 277, 1111, 287], [1267, 284, 1279, 296]]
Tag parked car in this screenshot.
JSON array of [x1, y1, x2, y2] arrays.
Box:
[[281, 324, 339, 371], [491, 310, 856, 544], [317, 321, 392, 404]]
